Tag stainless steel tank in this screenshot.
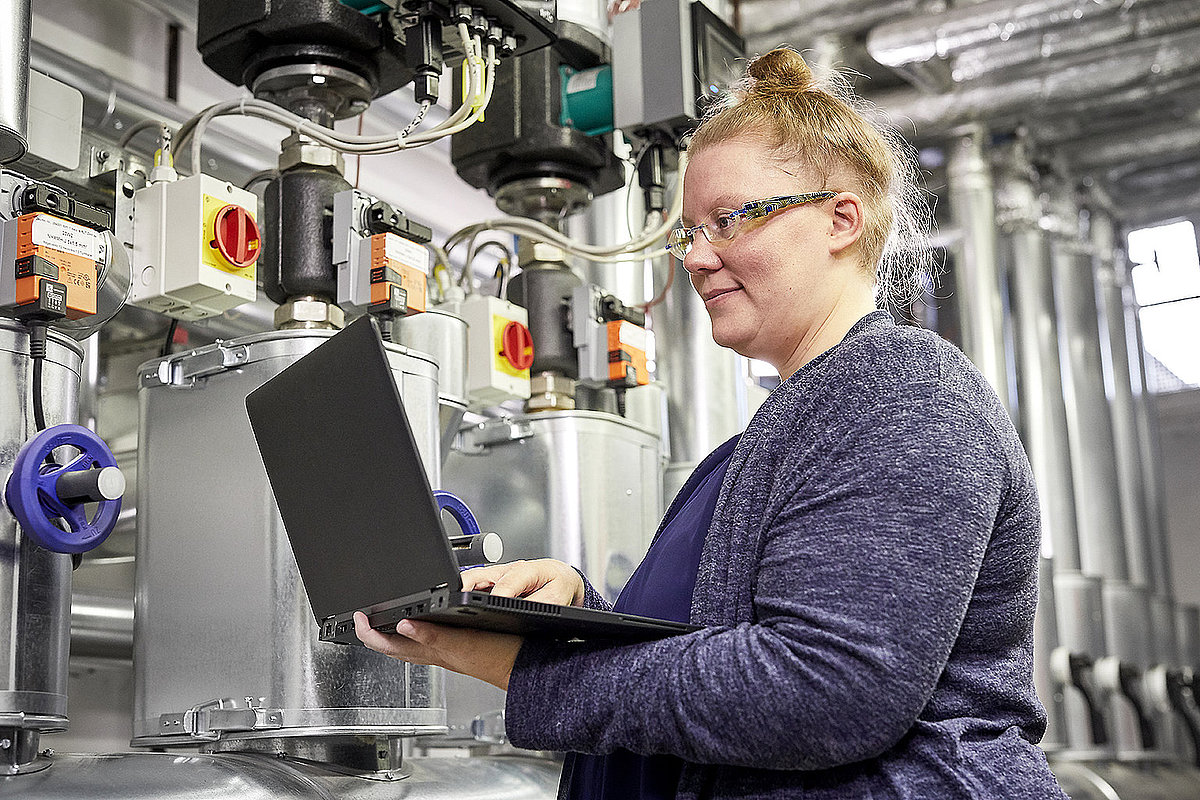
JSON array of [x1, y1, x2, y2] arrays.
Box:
[[441, 410, 662, 739], [1, 750, 559, 798], [133, 329, 447, 751], [396, 307, 468, 462], [0, 319, 82, 750]]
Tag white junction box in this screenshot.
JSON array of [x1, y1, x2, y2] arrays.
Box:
[[458, 293, 532, 409], [130, 174, 260, 319]]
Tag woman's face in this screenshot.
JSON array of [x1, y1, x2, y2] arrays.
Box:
[[681, 137, 871, 375]]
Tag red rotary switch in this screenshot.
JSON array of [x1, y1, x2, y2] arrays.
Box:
[[500, 321, 534, 371], [212, 204, 262, 269]]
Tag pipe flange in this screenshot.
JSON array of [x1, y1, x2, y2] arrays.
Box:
[[494, 177, 593, 222], [252, 63, 373, 122]]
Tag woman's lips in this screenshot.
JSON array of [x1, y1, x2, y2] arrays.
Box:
[[703, 286, 741, 306]]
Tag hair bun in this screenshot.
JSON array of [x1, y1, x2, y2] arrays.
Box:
[[746, 48, 815, 95]]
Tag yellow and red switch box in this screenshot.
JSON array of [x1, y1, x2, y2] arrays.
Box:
[[130, 174, 260, 319], [1, 211, 106, 321], [459, 293, 533, 409]]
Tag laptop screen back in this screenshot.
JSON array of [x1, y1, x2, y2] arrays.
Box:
[[245, 316, 460, 621]]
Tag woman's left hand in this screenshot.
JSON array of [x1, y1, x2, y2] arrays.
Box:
[[353, 612, 523, 691]]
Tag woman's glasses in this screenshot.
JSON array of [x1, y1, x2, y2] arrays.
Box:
[[666, 191, 837, 260]]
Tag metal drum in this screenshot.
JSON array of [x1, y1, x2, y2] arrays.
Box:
[[0, 318, 83, 736], [441, 410, 662, 740], [2, 750, 559, 799], [132, 329, 446, 751], [395, 307, 468, 462]]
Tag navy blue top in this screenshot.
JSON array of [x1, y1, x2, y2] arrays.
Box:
[[564, 435, 740, 800]]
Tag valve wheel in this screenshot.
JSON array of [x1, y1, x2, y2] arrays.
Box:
[[433, 490, 482, 538], [4, 424, 124, 555]]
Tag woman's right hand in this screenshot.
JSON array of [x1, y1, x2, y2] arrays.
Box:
[[460, 559, 586, 607]]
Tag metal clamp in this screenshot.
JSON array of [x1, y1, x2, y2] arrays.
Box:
[[456, 419, 534, 454], [147, 343, 250, 387], [159, 697, 283, 740]]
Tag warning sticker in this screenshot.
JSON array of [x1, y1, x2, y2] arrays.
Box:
[[20, 213, 104, 262], [374, 233, 430, 275]]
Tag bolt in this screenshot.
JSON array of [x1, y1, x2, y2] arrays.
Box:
[[96, 150, 110, 163], [0, 738, 11, 749]]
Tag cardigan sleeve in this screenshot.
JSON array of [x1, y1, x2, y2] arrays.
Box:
[[504, 377, 1009, 770]]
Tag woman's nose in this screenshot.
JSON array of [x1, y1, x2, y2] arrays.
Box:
[[682, 235, 721, 274]]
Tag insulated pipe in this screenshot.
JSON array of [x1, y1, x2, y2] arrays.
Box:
[[951, 0, 1200, 84], [946, 127, 1012, 414], [996, 151, 1108, 757], [1090, 210, 1158, 594], [1044, 178, 1129, 585], [741, 0, 915, 43], [1035, 557, 1069, 753], [996, 151, 1080, 572], [0, 0, 32, 163], [870, 27, 1200, 136], [866, 0, 1128, 74]]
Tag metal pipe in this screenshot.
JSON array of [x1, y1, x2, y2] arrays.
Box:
[[870, 27, 1200, 136], [1044, 176, 1130, 585], [0, 0, 32, 163], [946, 127, 1012, 413], [71, 592, 135, 661], [866, 0, 1128, 74], [996, 150, 1080, 572], [951, 0, 1200, 84], [1090, 209, 1157, 593], [28, 40, 276, 178], [741, 0, 915, 43]]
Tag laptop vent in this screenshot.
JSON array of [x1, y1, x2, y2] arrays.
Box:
[[488, 595, 561, 615]]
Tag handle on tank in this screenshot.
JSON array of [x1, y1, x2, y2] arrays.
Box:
[[1165, 669, 1200, 767], [4, 424, 125, 554]]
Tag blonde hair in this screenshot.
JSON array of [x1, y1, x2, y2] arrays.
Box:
[[689, 48, 934, 309]]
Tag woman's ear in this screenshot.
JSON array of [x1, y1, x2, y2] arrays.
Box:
[[828, 192, 865, 256]]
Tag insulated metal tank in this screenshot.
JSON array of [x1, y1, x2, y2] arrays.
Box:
[[133, 330, 446, 751], [441, 410, 662, 737], [0, 319, 82, 743]]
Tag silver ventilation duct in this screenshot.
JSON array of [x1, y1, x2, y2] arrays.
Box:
[[952, 0, 1200, 84], [870, 27, 1200, 136], [743, 0, 916, 53]]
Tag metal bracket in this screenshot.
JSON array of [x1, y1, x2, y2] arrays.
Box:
[[148, 343, 251, 387], [456, 419, 534, 454], [158, 697, 283, 740]]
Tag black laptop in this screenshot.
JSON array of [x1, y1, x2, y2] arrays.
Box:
[[245, 315, 699, 646]]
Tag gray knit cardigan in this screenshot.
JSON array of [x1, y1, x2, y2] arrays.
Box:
[[505, 312, 1068, 799]]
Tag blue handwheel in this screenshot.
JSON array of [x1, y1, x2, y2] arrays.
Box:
[[4, 424, 124, 555], [433, 490, 481, 538]]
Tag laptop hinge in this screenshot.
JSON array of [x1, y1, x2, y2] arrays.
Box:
[[158, 697, 283, 741]]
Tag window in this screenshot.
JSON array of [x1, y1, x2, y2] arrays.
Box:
[[1128, 220, 1200, 392]]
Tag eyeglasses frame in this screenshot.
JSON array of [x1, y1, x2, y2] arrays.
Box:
[[666, 191, 839, 260]]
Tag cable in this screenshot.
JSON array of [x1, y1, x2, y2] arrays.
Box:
[[118, 118, 171, 149], [442, 151, 686, 265], [28, 322, 49, 432], [175, 27, 495, 175], [160, 318, 179, 358]]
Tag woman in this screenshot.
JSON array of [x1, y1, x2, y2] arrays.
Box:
[[355, 48, 1067, 799]]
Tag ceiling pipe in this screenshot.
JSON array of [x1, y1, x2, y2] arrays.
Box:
[[743, 0, 917, 50], [951, 0, 1200, 83], [866, 0, 1131, 79], [870, 26, 1200, 136]]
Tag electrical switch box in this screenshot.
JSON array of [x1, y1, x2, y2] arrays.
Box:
[[572, 284, 652, 389], [458, 293, 532, 409], [130, 174, 260, 319], [334, 188, 432, 318]]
